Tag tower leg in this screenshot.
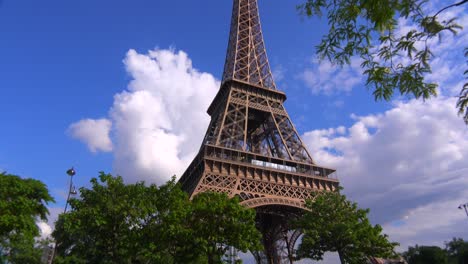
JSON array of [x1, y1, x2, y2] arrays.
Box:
[[254, 207, 302, 264]]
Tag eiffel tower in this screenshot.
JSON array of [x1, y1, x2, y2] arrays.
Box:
[[179, 0, 339, 262]]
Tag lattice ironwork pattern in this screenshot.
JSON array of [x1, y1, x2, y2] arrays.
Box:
[[252, 206, 303, 263], [203, 83, 314, 163], [177, 0, 341, 263], [184, 157, 338, 210], [222, 0, 276, 90]]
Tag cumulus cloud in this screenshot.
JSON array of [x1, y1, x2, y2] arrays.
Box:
[[37, 221, 52, 238], [68, 118, 113, 153], [34, 206, 64, 241], [392, 4, 468, 98], [70, 48, 218, 184], [303, 97, 468, 249]]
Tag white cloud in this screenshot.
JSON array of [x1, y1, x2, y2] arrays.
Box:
[[37, 221, 52, 238], [299, 58, 363, 95], [68, 118, 113, 153], [383, 197, 468, 249], [299, 2, 468, 98], [34, 206, 65, 241], [381, 3, 468, 98], [297, 4, 468, 249], [303, 97, 468, 249], [70, 48, 218, 184]]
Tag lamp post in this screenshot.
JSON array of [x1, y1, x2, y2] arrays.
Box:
[[459, 203, 468, 218], [63, 167, 77, 213], [51, 168, 78, 264]]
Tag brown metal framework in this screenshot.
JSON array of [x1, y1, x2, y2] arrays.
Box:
[[222, 0, 276, 90], [178, 0, 339, 262]]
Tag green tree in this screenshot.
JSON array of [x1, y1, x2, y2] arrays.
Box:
[[445, 238, 468, 264], [0, 172, 54, 263], [403, 245, 448, 264], [53, 173, 186, 263], [294, 189, 397, 263], [190, 192, 262, 264], [53, 172, 262, 264], [298, 0, 468, 124], [136, 177, 197, 264], [2, 236, 42, 264]]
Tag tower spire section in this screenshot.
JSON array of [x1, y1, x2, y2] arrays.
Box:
[[222, 0, 276, 90]]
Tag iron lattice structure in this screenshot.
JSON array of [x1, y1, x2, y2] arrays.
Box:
[[179, 0, 340, 262]]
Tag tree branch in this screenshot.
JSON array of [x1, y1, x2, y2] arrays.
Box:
[[433, 0, 468, 18]]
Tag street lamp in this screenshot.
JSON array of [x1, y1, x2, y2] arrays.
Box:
[[50, 168, 78, 264], [63, 167, 77, 213], [459, 203, 468, 218]]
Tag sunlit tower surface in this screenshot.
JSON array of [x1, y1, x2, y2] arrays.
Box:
[[178, 0, 340, 262]]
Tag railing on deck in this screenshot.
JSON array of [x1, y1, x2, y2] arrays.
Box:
[[203, 144, 338, 180]]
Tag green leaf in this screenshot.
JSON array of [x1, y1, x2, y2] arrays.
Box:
[[297, 0, 467, 125], [294, 189, 398, 262]]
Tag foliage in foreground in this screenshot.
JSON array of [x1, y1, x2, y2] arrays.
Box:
[[403, 238, 468, 264], [0, 172, 54, 263], [298, 0, 468, 124], [53, 172, 262, 264], [294, 189, 398, 263]]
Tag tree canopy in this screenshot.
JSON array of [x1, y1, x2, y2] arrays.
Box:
[[402, 238, 468, 264], [0, 172, 54, 263], [298, 0, 468, 124], [190, 192, 262, 264], [446, 237, 468, 264], [53, 172, 261, 264], [294, 189, 398, 263], [403, 245, 448, 264]]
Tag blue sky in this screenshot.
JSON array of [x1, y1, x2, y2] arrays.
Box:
[[1, 0, 467, 261], [0, 0, 387, 190]]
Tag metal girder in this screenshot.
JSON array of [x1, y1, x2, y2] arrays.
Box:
[[222, 0, 276, 90], [204, 85, 314, 163], [178, 0, 340, 263]]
